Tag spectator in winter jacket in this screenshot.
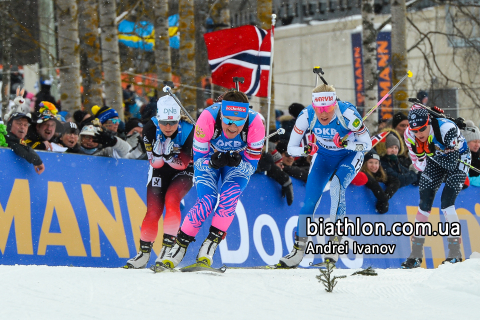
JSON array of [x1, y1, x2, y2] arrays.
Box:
[[256, 152, 294, 206], [92, 105, 121, 134], [58, 122, 81, 153], [275, 139, 309, 182], [34, 81, 56, 112], [391, 112, 412, 167], [25, 101, 63, 151], [461, 120, 480, 186], [78, 121, 140, 159], [4, 112, 45, 174], [361, 150, 400, 214], [279, 103, 305, 141], [124, 118, 146, 160], [380, 133, 420, 187]]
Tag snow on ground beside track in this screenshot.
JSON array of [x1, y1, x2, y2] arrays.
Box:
[[1, 259, 479, 320]]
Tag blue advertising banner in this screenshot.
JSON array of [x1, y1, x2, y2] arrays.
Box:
[[351, 31, 393, 122], [1, 148, 479, 269]]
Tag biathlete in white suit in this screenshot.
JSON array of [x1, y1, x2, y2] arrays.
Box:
[[277, 84, 372, 268], [159, 90, 265, 269]]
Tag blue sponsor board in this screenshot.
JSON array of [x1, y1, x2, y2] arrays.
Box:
[[0, 148, 479, 269]]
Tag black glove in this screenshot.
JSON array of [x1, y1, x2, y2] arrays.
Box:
[[281, 180, 294, 206], [93, 130, 117, 147], [227, 152, 242, 167], [375, 200, 389, 214], [209, 151, 228, 169]]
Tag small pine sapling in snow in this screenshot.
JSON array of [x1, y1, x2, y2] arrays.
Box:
[[316, 263, 346, 292]]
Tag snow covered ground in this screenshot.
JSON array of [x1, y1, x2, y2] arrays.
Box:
[[1, 258, 479, 320]]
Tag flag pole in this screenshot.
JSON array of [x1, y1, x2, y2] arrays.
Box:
[[265, 14, 276, 151]]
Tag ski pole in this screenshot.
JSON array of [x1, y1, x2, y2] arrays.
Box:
[[341, 70, 413, 142], [163, 85, 197, 125], [236, 128, 286, 152]]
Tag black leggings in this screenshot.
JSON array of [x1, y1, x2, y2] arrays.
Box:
[[418, 158, 466, 211]]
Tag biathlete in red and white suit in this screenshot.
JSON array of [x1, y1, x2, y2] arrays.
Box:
[[160, 90, 265, 268], [124, 96, 194, 269]]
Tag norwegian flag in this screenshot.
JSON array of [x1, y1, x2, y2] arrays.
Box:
[[204, 25, 273, 97]]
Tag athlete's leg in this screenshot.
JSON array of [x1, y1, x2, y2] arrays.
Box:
[[163, 170, 194, 236], [125, 168, 167, 268], [196, 163, 254, 266], [180, 167, 220, 237], [402, 158, 445, 268], [440, 165, 468, 263], [279, 151, 337, 268], [154, 169, 194, 263]]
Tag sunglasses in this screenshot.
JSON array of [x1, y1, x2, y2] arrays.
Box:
[[107, 119, 121, 124], [222, 116, 246, 127], [410, 122, 428, 132], [313, 104, 336, 113], [158, 120, 179, 126]]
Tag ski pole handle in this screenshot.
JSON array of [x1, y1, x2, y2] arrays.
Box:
[[340, 70, 413, 143], [163, 85, 197, 124]]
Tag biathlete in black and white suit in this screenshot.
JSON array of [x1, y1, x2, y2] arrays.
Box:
[[401, 106, 471, 269]]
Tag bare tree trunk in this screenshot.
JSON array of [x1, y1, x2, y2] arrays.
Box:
[[153, 0, 172, 88], [179, 0, 196, 118], [391, 0, 409, 113], [56, 0, 82, 113], [1, 2, 12, 120], [38, 0, 58, 100], [208, 0, 230, 101], [361, 0, 377, 129], [257, 0, 275, 132], [98, 0, 123, 119], [78, 0, 103, 109]]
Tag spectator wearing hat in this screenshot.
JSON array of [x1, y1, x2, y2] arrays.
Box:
[[34, 80, 56, 112], [361, 150, 400, 213], [73, 110, 92, 130], [124, 118, 146, 160], [276, 139, 309, 182], [256, 151, 294, 206], [4, 112, 45, 174], [417, 90, 428, 105], [461, 120, 480, 186], [375, 127, 411, 168], [280, 103, 305, 140], [25, 101, 62, 151], [78, 121, 137, 158], [91, 105, 122, 134], [380, 132, 420, 187], [58, 122, 81, 153], [391, 111, 412, 167]]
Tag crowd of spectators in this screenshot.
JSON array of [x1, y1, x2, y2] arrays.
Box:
[[1, 85, 479, 214]]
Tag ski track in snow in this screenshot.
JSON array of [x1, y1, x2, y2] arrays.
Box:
[[1, 259, 479, 320]]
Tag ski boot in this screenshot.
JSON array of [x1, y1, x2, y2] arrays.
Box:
[[323, 235, 343, 267], [124, 240, 153, 269], [161, 230, 195, 269], [151, 234, 177, 272], [277, 233, 308, 268], [401, 236, 424, 269], [196, 226, 226, 267], [443, 237, 463, 264]]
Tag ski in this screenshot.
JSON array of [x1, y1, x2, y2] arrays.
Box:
[[180, 261, 227, 273], [310, 260, 337, 269], [150, 262, 178, 273]]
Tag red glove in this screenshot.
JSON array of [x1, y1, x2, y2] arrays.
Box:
[[333, 133, 348, 148], [351, 172, 368, 186], [304, 143, 318, 155]]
